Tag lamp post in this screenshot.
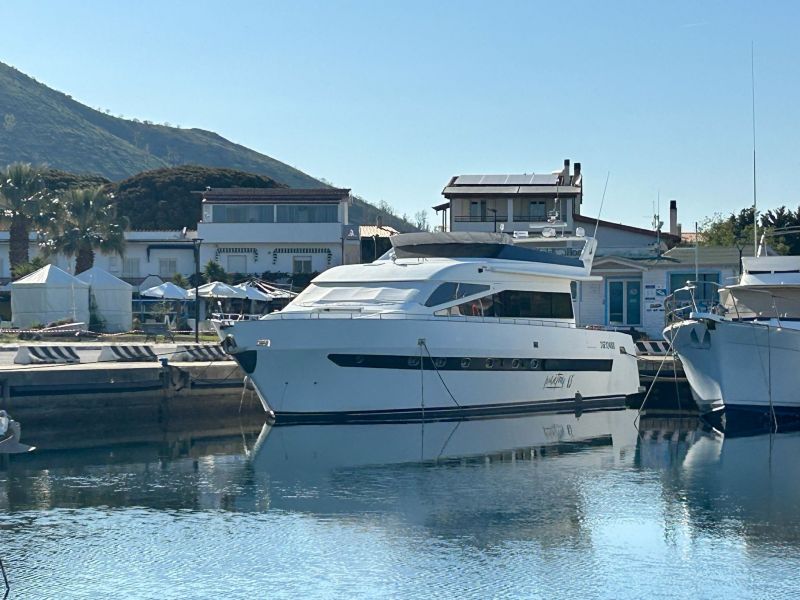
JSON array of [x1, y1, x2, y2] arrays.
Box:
[[488, 208, 497, 233], [192, 238, 202, 343]]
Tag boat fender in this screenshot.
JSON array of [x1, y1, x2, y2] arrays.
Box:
[[221, 335, 238, 354]]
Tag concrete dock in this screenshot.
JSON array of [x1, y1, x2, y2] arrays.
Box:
[[0, 343, 261, 428]]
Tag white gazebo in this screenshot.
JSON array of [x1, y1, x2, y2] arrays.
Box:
[[11, 265, 90, 328], [76, 267, 134, 333]]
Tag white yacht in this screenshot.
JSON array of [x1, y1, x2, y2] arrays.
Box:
[[665, 241, 800, 427], [219, 232, 641, 423]]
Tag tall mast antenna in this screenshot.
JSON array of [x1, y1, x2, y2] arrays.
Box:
[[593, 171, 610, 238], [752, 42, 758, 255]]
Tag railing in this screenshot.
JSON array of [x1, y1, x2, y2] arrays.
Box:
[[254, 310, 584, 329], [453, 215, 509, 223], [663, 280, 800, 329], [512, 214, 550, 222]]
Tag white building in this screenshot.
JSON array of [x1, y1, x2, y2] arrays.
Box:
[[437, 162, 749, 339], [0, 187, 360, 290]]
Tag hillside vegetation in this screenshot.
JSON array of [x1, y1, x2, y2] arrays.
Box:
[[0, 62, 420, 232], [0, 61, 321, 186]]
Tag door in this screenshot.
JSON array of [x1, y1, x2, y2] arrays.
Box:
[[608, 279, 641, 326]]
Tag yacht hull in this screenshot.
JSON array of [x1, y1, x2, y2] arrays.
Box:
[[222, 316, 641, 423], [667, 318, 800, 426]]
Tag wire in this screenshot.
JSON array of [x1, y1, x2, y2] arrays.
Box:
[[420, 340, 461, 408]]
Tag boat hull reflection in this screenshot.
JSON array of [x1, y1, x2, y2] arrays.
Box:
[[251, 408, 639, 473]]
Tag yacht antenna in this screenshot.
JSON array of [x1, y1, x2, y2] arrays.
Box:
[[751, 41, 758, 255], [592, 171, 610, 238]]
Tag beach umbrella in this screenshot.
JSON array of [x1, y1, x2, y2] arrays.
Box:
[[186, 281, 248, 299], [140, 282, 189, 300]]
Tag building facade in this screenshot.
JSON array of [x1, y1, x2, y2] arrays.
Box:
[[0, 187, 359, 288]]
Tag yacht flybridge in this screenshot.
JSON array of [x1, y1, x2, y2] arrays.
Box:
[[219, 232, 641, 423]]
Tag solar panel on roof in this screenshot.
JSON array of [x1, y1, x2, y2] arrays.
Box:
[[505, 174, 535, 184], [454, 175, 484, 185], [532, 174, 559, 185], [481, 175, 510, 185]]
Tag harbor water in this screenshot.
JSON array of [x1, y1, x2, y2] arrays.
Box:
[[2, 406, 800, 599]]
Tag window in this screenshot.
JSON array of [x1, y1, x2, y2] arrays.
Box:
[[277, 204, 338, 223], [293, 256, 313, 274], [211, 205, 274, 223], [669, 272, 719, 309], [425, 282, 491, 307], [443, 290, 573, 319], [529, 201, 546, 219], [158, 258, 177, 278], [123, 257, 140, 277], [227, 254, 248, 274], [469, 200, 486, 221]]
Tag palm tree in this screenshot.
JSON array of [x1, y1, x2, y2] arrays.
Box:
[[0, 163, 49, 270], [40, 187, 128, 274]]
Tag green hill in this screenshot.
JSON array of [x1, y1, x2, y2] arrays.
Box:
[[0, 62, 420, 232], [0, 61, 322, 187]]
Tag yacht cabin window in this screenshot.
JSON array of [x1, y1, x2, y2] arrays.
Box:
[[424, 282, 490, 307], [435, 289, 573, 319]]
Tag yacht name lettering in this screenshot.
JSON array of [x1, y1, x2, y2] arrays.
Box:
[[600, 341, 616, 349], [544, 374, 574, 389]]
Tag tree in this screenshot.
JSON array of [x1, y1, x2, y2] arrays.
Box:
[[413, 210, 430, 231], [39, 187, 128, 273], [700, 208, 756, 248], [11, 256, 47, 280], [203, 260, 228, 283], [171, 273, 189, 287], [0, 163, 49, 270]]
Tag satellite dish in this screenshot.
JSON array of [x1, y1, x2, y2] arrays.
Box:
[[542, 228, 556, 238], [576, 227, 586, 238]]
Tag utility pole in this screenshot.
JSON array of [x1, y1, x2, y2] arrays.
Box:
[[193, 239, 202, 343]]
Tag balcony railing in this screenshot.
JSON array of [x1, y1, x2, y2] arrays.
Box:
[[512, 214, 550, 222], [453, 215, 509, 223]]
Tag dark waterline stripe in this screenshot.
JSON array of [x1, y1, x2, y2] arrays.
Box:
[[271, 395, 628, 425], [328, 354, 613, 372]]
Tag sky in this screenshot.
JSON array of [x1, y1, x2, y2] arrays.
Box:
[[3, 1, 800, 231]]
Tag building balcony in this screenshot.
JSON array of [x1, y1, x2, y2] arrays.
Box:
[[197, 221, 344, 244]]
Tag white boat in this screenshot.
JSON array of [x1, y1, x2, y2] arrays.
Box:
[[0, 410, 35, 454], [665, 244, 800, 427], [218, 232, 641, 423]]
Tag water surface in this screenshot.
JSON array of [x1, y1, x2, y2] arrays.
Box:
[[1, 409, 799, 599]]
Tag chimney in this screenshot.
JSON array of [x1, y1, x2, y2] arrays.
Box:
[[562, 159, 570, 183], [669, 200, 679, 236], [573, 162, 581, 181]]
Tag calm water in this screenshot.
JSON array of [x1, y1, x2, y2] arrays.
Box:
[[2, 409, 800, 599]]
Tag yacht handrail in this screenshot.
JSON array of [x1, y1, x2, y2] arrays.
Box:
[[248, 310, 587, 329], [664, 279, 800, 327]]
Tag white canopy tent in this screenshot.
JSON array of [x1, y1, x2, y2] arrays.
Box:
[[138, 275, 164, 293], [233, 283, 273, 301], [76, 267, 133, 333], [11, 265, 90, 328], [186, 281, 247, 299], [141, 282, 189, 300]]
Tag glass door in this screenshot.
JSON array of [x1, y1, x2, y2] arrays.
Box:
[[608, 279, 641, 326]]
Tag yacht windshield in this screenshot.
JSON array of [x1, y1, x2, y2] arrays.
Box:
[[290, 282, 426, 307]]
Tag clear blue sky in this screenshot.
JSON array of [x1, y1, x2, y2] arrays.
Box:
[[3, 1, 799, 230]]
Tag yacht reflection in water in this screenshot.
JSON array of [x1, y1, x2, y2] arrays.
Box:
[[638, 418, 800, 545], [251, 409, 639, 473]]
